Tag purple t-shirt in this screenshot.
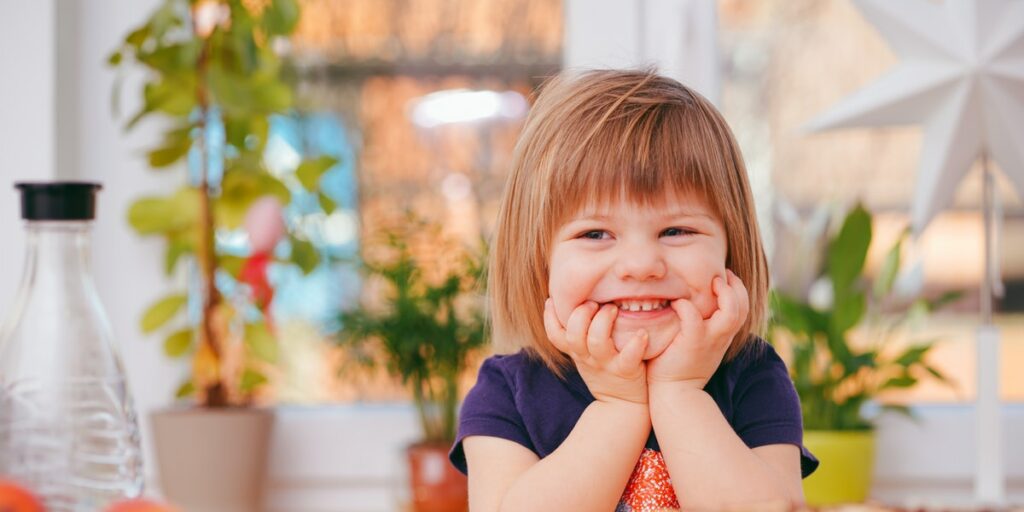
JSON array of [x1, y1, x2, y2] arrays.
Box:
[[449, 337, 819, 481]]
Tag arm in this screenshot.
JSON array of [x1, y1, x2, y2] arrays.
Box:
[[647, 272, 804, 509], [464, 399, 650, 512], [462, 299, 653, 511], [650, 382, 804, 510]]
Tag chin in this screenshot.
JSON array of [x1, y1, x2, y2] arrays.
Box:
[[612, 322, 679, 360]]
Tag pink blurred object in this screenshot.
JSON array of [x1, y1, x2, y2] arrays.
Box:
[[243, 196, 286, 255]]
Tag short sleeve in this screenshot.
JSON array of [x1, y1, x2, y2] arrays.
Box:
[[732, 344, 820, 478], [448, 357, 535, 474]]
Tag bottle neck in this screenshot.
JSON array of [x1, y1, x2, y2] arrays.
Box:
[[25, 220, 94, 272]]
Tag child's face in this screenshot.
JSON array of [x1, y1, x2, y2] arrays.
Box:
[[547, 190, 728, 360]]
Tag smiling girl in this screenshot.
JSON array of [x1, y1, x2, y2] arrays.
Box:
[[449, 69, 818, 511]]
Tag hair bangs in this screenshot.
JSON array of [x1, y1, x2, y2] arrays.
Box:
[[546, 101, 722, 229]]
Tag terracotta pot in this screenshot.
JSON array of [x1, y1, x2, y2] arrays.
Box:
[[407, 442, 468, 512], [151, 407, 274, 512], [802, 429, 876, 505]]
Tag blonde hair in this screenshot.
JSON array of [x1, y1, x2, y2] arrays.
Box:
[[489, 69, 769, 374]]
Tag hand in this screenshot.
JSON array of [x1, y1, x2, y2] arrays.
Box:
[[543, 298, 650, 405], [647, 270, 750, 390]]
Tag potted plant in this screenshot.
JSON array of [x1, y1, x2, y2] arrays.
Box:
[[335, 219, 488, 512], [769, 203, 960, 505], [108, 0, 339, 509]]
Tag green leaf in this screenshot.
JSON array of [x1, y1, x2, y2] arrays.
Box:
[[208, 67, 292, 116], [263, 0, 301, 36], [319, 191, 337, 214], [831, 290, 865, 334], [240, 368, 268, 393], [125, 24, 151, 49], [127, 188, 201, 235], [137, 41, 201, 73], [175, 380, 195, 399], [165, 239, 192, 275], [769, 291, 823, 335], [245, 322, 278, 363], [291, 236, 319, 274], [828, 203, 872, 295], [147, 140, 191, 168], [141, 294, 188, 333], [163, 328, 194, 358], [128, 197, 173, 234], [927, 290, 964, 312], [108, 50, 123, 66], [142, 75, 198, 117], [881, 375, 917, 389], [873, 234, 903, 300], [880, 404, 916, 421], [295, 155, 338, 190], [894, 343, 932, 367]]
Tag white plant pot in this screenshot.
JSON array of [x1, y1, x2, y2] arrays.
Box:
[[151, 407, 274, 512]]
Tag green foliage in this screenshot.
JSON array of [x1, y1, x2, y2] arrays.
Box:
[[141, 294, 189, 333], [336, 222, 489, 443], [164, 328, 194, 358], [110, 0, 327, 406], [770, 203, 958, 431]]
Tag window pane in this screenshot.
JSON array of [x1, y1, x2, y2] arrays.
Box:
[[718, 0, 1024, 403], [271, 0, 562, 403]]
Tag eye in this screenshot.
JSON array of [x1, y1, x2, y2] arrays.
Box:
[[661, 227, 696, 237], [579, 230, 609, 240]]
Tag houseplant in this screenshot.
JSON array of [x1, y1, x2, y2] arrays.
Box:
[[335, 219, 488, 512], [109, 0, 338, 509], [769, 203, 959, 505]]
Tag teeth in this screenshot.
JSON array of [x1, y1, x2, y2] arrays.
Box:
[[614, 299, 668, 312]]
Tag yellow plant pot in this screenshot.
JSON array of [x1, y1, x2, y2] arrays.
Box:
[[802, 430, 875, 505]]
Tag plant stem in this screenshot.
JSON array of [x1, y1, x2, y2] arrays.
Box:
[[194, 15, 226, 408]]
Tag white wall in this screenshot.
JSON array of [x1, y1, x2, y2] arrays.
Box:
[[0, 0, 57, 315], [564, 0, 720, 104]]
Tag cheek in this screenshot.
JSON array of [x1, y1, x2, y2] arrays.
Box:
[[548, 252, 603, 325], [676, 253, 728, 318]]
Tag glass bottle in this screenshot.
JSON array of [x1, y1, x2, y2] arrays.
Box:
[[0, 182, 143, 511]]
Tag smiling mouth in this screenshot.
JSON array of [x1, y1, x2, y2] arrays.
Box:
[[606, 299, 672, 312]]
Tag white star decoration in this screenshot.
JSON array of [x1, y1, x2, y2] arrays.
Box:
[[807, 0, 1024, 233]]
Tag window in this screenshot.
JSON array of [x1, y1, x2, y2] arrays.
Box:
[[718, 0, 1024, 403], [270, 0, 563, 402]]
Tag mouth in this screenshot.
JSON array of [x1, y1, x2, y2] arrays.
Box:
[[605, 298, 672, 312]]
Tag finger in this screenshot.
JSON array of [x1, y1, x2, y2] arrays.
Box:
[[671, 298, 704, 339], [564, 301, 600, 357], [728, 270, 750, 325], [707, 276, 741, 340], [586, 304, 619, 362], [613, 328, 648, 371], [543, 299, 571, 354]]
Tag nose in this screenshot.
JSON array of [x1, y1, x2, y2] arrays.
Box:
[[613, 242, 667, 281]]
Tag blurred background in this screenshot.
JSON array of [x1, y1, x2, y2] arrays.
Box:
[[0, 0, 1021, 510]]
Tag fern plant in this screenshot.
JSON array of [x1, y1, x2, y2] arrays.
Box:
[[336, 222, 488, 443]]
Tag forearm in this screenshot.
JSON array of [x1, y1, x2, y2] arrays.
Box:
[[649, 383, 800, 510], [499, 400, 650, 512]]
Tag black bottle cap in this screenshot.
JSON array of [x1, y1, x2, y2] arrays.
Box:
[[14, 182, 103, 221]]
